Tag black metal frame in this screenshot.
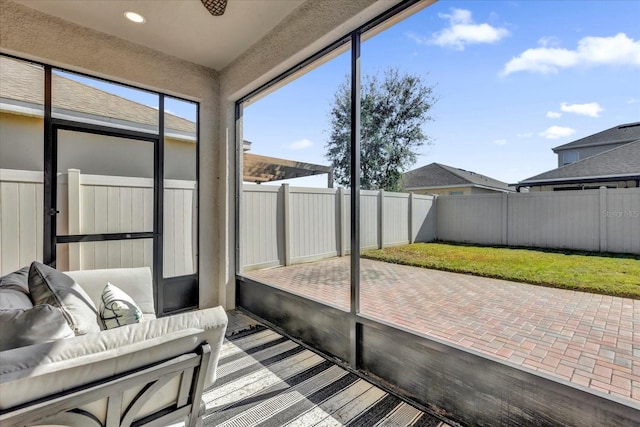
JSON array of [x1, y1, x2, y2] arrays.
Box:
[[1, 54, 200, 315], [235, 0, 423, 370]]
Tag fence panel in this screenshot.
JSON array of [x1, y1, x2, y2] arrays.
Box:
[[73, 174, 156, 273], [508, 191, 599, 251], [241, 185, 283, 270], [605, 188, 640, 254], [343, 189, 351, 253], [0, 170, 43, 274], [360, 191, 379, 249], [163, 180, 196, 277], [437, 194, 504, 245], [383, 192, 410, 246], [290, 187, 339, 263], [412, 194, 436, 243]]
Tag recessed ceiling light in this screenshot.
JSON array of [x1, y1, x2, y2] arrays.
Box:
[[124, 11, 146, 24]]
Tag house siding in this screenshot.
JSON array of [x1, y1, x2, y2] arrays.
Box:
[[556, 142, 629, 167]]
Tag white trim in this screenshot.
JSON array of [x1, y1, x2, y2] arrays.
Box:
[[405, 183, 512, 193], [0, 102, 44, 119], [80, 174, 153, 188], [1, 100, 196, 143], [164, 179, 196, 190], [0, 168, 43, 183], [519, 173, 639, 185]]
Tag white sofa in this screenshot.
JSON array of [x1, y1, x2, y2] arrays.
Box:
[[0, 264, 228, 427]]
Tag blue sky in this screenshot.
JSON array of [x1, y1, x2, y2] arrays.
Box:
[[243, 0, 640, 187]]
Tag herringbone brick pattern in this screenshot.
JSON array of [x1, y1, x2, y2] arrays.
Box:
[[244, 257, 639, 402]]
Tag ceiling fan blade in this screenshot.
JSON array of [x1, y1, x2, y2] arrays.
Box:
[[201, 0, 228, 16]]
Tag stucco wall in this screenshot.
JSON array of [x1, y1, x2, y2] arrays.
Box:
[[0, 0, 220, 308], [0, 112, 43, 171]]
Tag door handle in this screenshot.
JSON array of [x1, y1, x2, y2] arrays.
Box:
[[48, 208, 60, 216]]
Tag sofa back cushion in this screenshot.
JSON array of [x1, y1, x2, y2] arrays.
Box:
[[28, 262, 100, 335], [65, 267, 156, 319], [0, 305, 75, 351]]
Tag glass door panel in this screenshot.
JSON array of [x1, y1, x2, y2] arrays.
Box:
[[54, 128, 155, 273]]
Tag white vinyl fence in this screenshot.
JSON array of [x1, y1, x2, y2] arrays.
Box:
[[0, 168, 195, 276], [241, 184, 638, 271], [436, 188, 640, 254], [3, 172, 638, 276], [241, 184, 437, 270]]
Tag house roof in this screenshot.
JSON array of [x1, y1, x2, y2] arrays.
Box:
[[0, 56, 195, 135], [552, 122, 640, 152], [402, 163, 513, 192], [520, 140, 640, 185]]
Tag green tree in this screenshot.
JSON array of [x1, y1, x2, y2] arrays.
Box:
[[325, 67, 437, 191]]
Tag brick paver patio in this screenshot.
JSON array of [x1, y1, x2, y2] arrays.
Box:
[[244, 257, 639, 403]]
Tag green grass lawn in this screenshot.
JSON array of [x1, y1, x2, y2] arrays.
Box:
[[362, 243, 640, 299]]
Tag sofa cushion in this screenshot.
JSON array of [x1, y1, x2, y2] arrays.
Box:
[[99, 283, 143, 329], [0, 305, 75, 351], [0, 306, 228, 411], [0, 267, 32, 310], [65, 267, 156, 320], [28, 262, 100, 335]]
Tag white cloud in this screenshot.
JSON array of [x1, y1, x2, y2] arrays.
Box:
[[493, 138, 508, 146], [412, 8, 509, 50], [502, 33, 640, 75], [288, 139, 313, 150], [627, 98, 639, 104], [560, 102, 603, 117], [517, 132, 533, 138], [538, 36, 561, 48], [539, 126, 575, 139], [546, 111, 562, 119]]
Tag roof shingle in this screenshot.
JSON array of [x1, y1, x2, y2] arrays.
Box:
[[402, 163, 512, 191]]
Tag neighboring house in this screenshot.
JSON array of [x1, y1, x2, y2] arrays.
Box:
[[0, 57, 332, 186], [518, 123, 640, 191], [552, 122, 640, 167], [0, 56, 197, 181], [401, 162, 514, 196]]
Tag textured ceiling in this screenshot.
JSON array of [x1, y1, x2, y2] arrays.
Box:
[[14, 0, 305, 70]]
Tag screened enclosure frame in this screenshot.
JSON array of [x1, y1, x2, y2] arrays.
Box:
[[234, 0, 423, 369], [1, 54, 200, 316]]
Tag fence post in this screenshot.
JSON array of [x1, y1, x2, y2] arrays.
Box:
[[338, 187, 345, 256], [409, 192, 414, 244], [282, 184, 291, 266], [378, 189, 385, 249], [67, 169, 81, 270], [599, 186, 608, 252], [502, 192, 508, 246]]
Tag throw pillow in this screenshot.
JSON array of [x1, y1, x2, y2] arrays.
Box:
[[0, 266, 33, 310], [99, 282, 143, 329], [28, 261, 100, 335], [0, 305, 75, 351]]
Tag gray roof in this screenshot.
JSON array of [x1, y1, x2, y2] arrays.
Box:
[[552, 122, 640, 152], [402, 163, 513, 192], [520, 140, 640, 185]]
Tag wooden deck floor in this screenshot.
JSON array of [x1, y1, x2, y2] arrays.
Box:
[[200, 310, 453, 427]]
